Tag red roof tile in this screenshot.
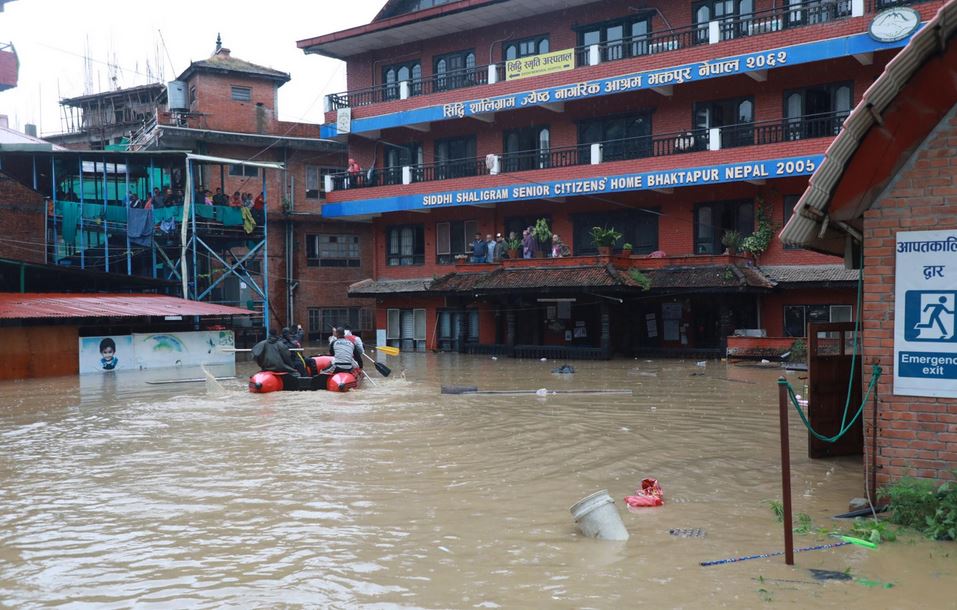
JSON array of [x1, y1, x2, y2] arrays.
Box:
[[0, 293, 254, 320]]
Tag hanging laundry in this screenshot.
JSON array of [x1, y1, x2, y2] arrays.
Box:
[[127, 207, 154, 247]]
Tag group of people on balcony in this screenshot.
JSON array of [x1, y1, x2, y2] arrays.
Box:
[[468, 228, 570, 263], [193, 187, 264, 210]]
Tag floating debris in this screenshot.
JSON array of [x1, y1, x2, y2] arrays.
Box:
[[809, 569, 852, 582], [551, 364, 575, 374], [669, 528, 705, 538]]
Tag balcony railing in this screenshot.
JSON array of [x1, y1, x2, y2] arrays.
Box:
[[869, 0, 935, 10], [327, 0, 863, 110], [327, 64, 503, 110], [325, 111, 844, 192]]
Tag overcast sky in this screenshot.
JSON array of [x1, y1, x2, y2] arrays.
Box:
[[0, 0, 384, 136]]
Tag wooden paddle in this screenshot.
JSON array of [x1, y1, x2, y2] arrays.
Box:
[[362, 352, 391, 377], [375, 345, 400, 356]]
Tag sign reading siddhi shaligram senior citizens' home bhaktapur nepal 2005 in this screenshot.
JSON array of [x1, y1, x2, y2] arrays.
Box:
[[895, 230, 957, 398]]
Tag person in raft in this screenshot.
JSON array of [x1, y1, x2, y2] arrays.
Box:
[[323, 327, 361, 375], [99, 337, 118, 370], [251, 327, 299, 375]]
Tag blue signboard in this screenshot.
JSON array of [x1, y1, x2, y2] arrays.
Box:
[[321, 154, 824, 218], [320, 30, 922, 138]]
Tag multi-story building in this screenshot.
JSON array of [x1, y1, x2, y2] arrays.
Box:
[[297, 0, 941, 357], [27, 39, 376, 342]]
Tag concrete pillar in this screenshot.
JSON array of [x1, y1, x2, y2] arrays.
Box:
[[487, 154, 501, 175], [600, 303, 611, 358], [709, 127, 722, 151], [719, 301, 733, 351], [708, 21, 721, 44], [851, 0, 864, 17], [324, 174, 334, 193], [402, 166, 413, 185], [323, 96, 333, 113], [506, 308, 516, 347], [591, 143, 602, 165]]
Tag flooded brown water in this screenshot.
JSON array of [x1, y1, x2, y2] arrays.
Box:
[[0, 355, 954, 609]]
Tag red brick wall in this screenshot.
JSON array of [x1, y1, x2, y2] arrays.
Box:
[[187, 72, 280, 134], [328, 1, 944, 123], [863, 108, 957, 484], [0, 172, 46, 264]]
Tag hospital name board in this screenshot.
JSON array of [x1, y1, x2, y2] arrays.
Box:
[[421, 157, 819, 207]]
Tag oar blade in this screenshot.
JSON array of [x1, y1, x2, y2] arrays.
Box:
[[374, 361, 392, 377], [375, 345, 400, 356]]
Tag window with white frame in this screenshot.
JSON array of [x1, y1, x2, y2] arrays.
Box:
[[387, 308, 427, 352], [306, 234, 360, 267], [435, 219, 478, 264], [229, 163, 259, 177]]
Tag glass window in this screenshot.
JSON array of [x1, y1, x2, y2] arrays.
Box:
[[386, 224, 425, 266], [434, 49, 478, 91], [382, 60, 422, 99], [578, 16, 652, 60], [694, 96, 755, 148], [435, 220, 478, 264], [305, 166, 337, 199], [572, 209, 659, 255], [434, 136, 477, 180], [783, 82, 853, 139], [579, 112, 652, 162], [502, 125, 551, 172], [694, 200, 755, 255], [228, 164, 258, 177], [309, 307, 373, 338], [306, 234, 360, 267], [504, 35, 549, 60]]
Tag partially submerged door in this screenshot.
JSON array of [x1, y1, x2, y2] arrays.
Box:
[[806, 322, 863, 458]]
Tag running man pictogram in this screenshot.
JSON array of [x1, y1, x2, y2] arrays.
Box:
[[915, 295, 954, 339]]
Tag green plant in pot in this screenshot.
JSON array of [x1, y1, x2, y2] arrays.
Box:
[[590, 225, 622, 255], [621, 242, 633, 256], [532, 218, 552, 256], [721, 229, 743, 255], [506, 237, 522, 258]]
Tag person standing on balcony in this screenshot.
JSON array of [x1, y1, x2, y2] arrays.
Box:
[[347, 158, 362, 188], [493, 233, 506, 262], [522, 227, 535, 259], [485, 234, 496, 263], [212, 187, 229, 206], [470, 232, 488, 263], [552, 234, 571, 258]]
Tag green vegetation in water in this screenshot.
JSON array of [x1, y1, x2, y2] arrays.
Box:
[[880, 476, 957, 541], [794, 513, 814, 535], [850, 517, 897, 543], [768, 499, 784, 523]]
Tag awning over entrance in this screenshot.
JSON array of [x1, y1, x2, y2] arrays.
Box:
[[348, 261, 777, 297]]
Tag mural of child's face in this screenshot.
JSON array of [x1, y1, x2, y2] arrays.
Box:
[[101, 347, 115, 363]]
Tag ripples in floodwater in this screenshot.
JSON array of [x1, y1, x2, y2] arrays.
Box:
[[0, 354, 954, 608]]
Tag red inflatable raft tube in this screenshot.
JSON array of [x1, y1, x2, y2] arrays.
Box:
[[248, 355, 361, 393]]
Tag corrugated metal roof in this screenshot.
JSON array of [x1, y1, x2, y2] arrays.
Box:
[[780, 0, 957, 250], [0, 293, 254, 320]]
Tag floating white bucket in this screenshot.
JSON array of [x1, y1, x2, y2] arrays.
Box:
[[569, 490, 629, 541]]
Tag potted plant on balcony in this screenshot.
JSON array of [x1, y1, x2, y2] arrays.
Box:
[[721, 229, 743, 256], [506, 237, 522, 259], [532, 218, 552, 257], [589, 225, 622, 256], [621, 242, 633, 256]]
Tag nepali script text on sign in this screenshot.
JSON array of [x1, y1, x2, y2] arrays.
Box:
[[506, 48, 575, 81], [894, 229, 957, 398]]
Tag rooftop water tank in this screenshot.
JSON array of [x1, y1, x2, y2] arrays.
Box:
[[167, 80, 188, 111]]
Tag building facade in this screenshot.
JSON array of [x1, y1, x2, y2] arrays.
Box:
[[297, 0, 942, 356], [35, 40, 376, 342]]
